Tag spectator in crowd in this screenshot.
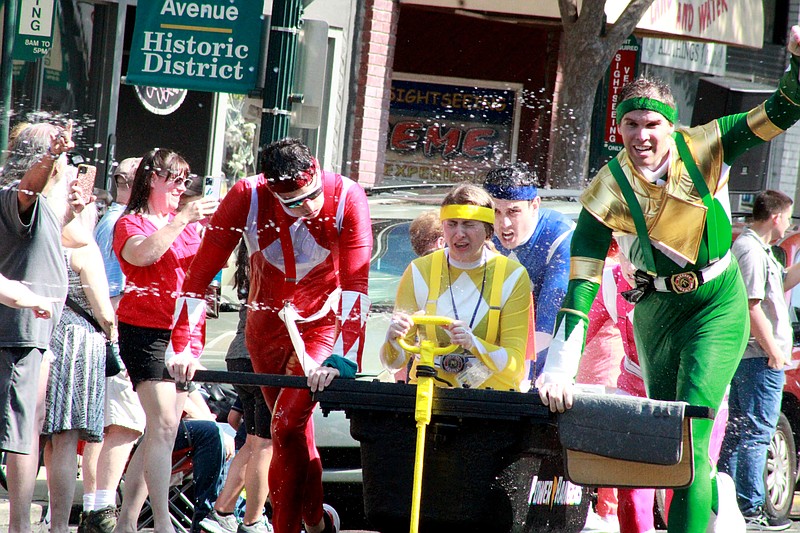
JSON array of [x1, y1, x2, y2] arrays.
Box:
[[0, 121, 82, 533], [381, 183, 531, 392], [536, 27, 800, 532], [718, 190, 800, 531], [112, 149, 218, 533], [93, 157, 140, 310], [42, 203, 117, 533], [483, 163, 574, 379], [166, 138, 373, 533], [202, 242, 274, 533], [409, 210, 444, 257]]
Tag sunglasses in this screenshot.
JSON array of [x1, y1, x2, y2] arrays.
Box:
[[276, 180, 323, 209], [155, 169, 196, 189]]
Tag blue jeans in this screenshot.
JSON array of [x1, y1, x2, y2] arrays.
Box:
[[174, 419, 226, 532], [718, 357, 785, 515]]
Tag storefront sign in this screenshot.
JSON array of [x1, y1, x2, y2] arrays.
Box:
[[384, 75, 520, 183], [603, 37, 640, 150], [606, 0, 763, 48], [14, 0, 56, 61], [403, 0, 763, 48], [126, 0, 263, 93], [641, 37, 726, 76]]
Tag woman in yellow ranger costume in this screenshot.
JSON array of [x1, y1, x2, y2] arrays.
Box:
[[537, 25, 800, 533], [380, 184, 532, 391]]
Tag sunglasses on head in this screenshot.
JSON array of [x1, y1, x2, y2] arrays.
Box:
[[278, 184, 323, 209]]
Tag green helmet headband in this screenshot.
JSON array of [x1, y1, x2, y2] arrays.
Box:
[[615, 97, 678, 124]]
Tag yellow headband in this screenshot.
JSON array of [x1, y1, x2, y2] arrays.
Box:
[[440, 204, 495, 224]]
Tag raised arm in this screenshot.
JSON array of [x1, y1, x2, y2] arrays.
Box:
[[17, 122, 74, 216], [120, 197, 218, 267], [718, 26, 800, 164]]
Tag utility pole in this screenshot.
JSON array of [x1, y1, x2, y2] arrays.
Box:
[[0, 0, 18, 162], [258, 0, 303, 159]]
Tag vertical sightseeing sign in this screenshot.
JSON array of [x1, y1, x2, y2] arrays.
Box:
[[588, 36, 640, 175], [126, 0, 264, 93]]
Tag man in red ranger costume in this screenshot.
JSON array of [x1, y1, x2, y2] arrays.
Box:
[[166, 138, 372, 533]]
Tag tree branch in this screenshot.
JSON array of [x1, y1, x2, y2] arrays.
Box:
[[606, 0, 655, 44], [573, 0, 608, 36], [559, 0, 579, 27]]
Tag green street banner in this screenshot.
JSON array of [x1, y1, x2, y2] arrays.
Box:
[[126, 0, 263, 93], [14, 0, 57, 61]]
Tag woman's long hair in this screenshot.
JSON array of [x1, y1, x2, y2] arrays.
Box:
[[125, 148, 190, 215]]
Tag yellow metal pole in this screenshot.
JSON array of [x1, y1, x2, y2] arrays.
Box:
[[398, 315, 457, 533], [409, 339, 436, 533]]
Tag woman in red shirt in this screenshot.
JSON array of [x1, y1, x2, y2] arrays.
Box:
[[112, 149, 217, 533]]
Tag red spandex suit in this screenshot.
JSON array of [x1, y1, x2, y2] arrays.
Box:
[[167, 168, 372, 533]]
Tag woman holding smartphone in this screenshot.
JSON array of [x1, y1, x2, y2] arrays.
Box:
[[111, 149, 218, 533]]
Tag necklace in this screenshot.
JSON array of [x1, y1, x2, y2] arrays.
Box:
[[446, 248, 487, 329]]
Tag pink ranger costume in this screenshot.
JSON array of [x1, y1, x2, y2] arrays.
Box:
[[167, 160, 372, 533]]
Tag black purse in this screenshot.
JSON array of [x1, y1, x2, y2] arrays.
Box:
[[64, 296, 124, 377]]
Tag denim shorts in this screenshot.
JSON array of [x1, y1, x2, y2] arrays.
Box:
[[118, 322, 187, 391]]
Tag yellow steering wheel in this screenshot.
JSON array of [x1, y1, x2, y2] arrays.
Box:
[[396, 315, 458, 356]]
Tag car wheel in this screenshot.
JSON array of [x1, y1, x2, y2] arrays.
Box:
[[764, 412, 796, 520]]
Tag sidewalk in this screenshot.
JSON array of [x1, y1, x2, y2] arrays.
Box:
[[0, 496, 377, 532], [0, 497, 53, 531]]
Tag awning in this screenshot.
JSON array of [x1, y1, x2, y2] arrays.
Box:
[[399, 0, 764, 48]]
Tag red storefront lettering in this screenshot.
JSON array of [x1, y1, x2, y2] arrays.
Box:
[[462, 128, 497, 159], [424, 125, 461, 158], [390, 121, 423, 151]]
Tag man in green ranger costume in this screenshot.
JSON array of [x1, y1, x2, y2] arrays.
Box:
[[537, 26, 800, 533]]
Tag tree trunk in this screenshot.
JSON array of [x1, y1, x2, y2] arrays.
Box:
[[547, 31, 612, 189], [548, 0, 656, 189]]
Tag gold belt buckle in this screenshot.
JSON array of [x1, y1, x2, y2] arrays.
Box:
[[670, 271, 699, 293]]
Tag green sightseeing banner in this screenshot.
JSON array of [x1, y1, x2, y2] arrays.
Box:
[[126, 0, 263, 93]]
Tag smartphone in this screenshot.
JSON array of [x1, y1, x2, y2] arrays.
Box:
[[203, 176, 222, 201], [75, 164, 97, 202]]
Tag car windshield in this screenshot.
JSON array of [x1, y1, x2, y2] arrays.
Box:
[[369, 219, 415, 312]]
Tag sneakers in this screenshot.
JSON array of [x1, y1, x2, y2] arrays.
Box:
[[321, 503, 340, 533], [743, 509, 792, 531], [707, 472, 745, 533], [237, 516, 273, 533], [200, 509, 240, 533], [81, 506, 117, 533], [581, 507, 619, 533]]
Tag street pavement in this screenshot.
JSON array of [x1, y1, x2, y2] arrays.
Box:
[[1, 495, 799, 533]]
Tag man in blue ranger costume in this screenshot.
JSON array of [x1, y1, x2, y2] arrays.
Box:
[[536, 25, 800, 533], [483, 164, 574, 380]]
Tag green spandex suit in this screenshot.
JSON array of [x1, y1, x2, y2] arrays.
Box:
[[542, 57, 800, 532]]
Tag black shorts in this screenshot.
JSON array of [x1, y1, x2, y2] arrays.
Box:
[[226, 358, 272, 439], [119, 322, 188, 391]]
